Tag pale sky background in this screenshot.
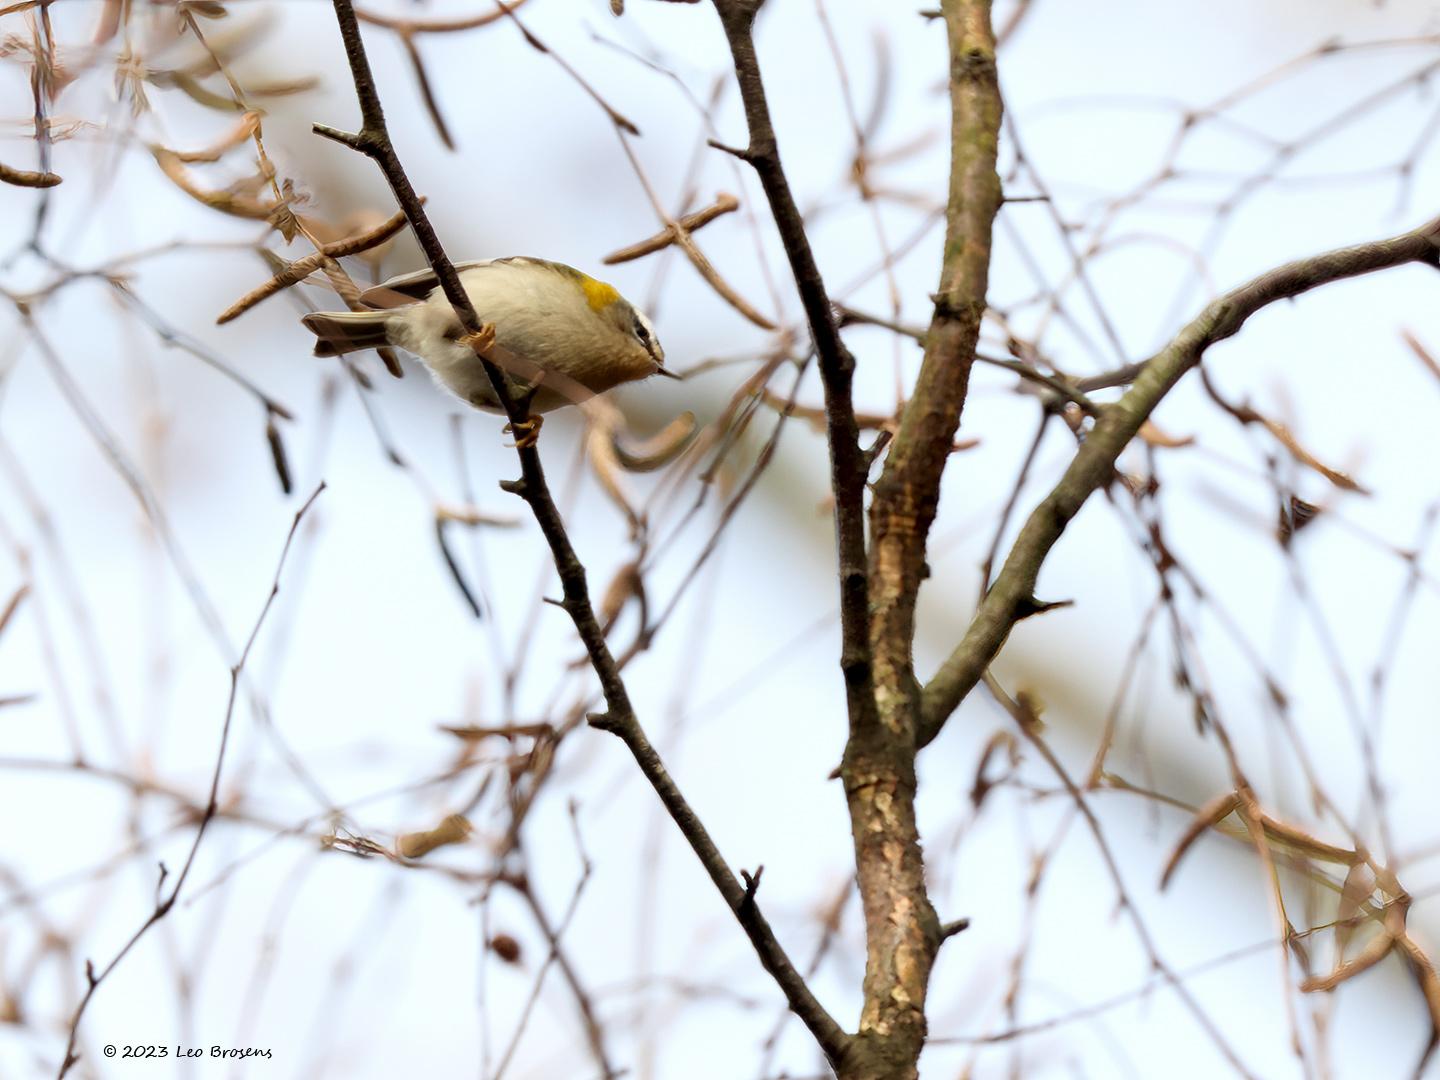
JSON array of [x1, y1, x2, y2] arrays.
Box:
[[2, 1, 1440, 1078]]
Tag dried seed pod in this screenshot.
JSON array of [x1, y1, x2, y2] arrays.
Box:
[[488, 934, 522, 964], [395, 814, 472, 858]]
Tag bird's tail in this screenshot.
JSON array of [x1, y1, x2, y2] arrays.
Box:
[[301, 311, 392, 357]]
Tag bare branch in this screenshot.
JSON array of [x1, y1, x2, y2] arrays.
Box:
[[920, 215, 1440, 745], [355, 0, 528, 35], [317, 0, 847, 1063], [830, 0, 1005, 1070], [57, 485, 325, 1078], [215, 207, 412, 324], [710, 0, 879, 764], [602, 192, 741, 263]]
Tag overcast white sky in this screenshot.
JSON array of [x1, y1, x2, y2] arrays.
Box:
[[2, 1, 1440, 1077]]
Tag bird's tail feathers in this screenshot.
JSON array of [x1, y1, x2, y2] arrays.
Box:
[[302, 311, 391, 357]]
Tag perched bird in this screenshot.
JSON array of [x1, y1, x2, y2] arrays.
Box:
[[302, 257, 675, 444]]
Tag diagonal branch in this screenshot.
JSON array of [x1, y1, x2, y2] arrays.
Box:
[[710, 0, 878, 736], [919, 215, 1440, 746], [316, 0, 848, 1065]]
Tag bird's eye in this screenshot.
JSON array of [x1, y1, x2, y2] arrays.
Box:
[[633, 318, 650, 343]]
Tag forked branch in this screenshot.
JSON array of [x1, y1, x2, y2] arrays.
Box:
[[919, 216, 1440, 745], [838, 0, 1005, 1071]]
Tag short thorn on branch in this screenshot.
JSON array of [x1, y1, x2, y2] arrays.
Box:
[[706, 138, 755, 162], [861, 429, 894, 472], [498, 478, 528, 497], [739, 865, 764, 907], [940, 917, 971, 942], [586, 711, 622, 734], [1014, 595, 1074, 621], [311, 122, 364, 150]]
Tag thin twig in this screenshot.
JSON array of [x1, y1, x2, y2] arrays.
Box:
[[602, 192, 741, 264], [355, 0, 528, 34], [57, 485, 325, 1078], [215, 207, 412, 324], [983, 674, 1258, 1078]]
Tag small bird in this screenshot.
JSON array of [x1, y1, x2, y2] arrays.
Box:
[[302, 257, 676, 445]]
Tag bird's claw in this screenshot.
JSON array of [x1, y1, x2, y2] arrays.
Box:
[[459, 323, 497, 355], [504, 415, 543, 450]]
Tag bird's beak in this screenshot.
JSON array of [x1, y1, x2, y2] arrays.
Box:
[[656, 367, 682, 380]]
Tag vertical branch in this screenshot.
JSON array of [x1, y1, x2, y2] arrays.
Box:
[[27, 0, 58, 247], [315, 0, 848, 1066], [836, 1, 1003, 1075], [867, 0, 1003, 693], [711, 0, 1002, 1073], [710, 0, 879, 735]]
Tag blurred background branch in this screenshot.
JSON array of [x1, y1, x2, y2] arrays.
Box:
[[0, 1, 1438, 1078]]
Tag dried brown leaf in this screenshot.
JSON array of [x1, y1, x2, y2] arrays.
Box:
[[611, 411, 698, 472], [1402, 329, 1440, 388], [1160, 791, 1240, 890], [149, 145, 274, 219], [167, 111, 259, 164], [1335, 860, 1375, 959], [969, 729, 1019, 809], [599, 561, 645, 628], [1260, 417, 1368, 494], [1138, 419, 1194, 448], [153, 70, 246, 112], [586, 419, 639, 529], [1301, 926, 1393, 992], [179, 0, 229, 19], [440, 722, 553, 742], [1256, 812, 1356, 865], [0, 162, 60, 188]]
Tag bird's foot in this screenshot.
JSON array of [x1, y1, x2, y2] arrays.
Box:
[[504, 415, 543, 450], [459, 323, 497, 355]]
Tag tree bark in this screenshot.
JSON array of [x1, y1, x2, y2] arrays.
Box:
[[839, 1, 1004, 1076]]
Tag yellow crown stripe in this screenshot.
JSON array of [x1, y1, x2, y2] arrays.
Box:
[[579, 275, 620, 312]]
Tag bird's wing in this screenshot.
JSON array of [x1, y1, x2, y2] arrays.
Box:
[[358, 260, 494, 309]]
